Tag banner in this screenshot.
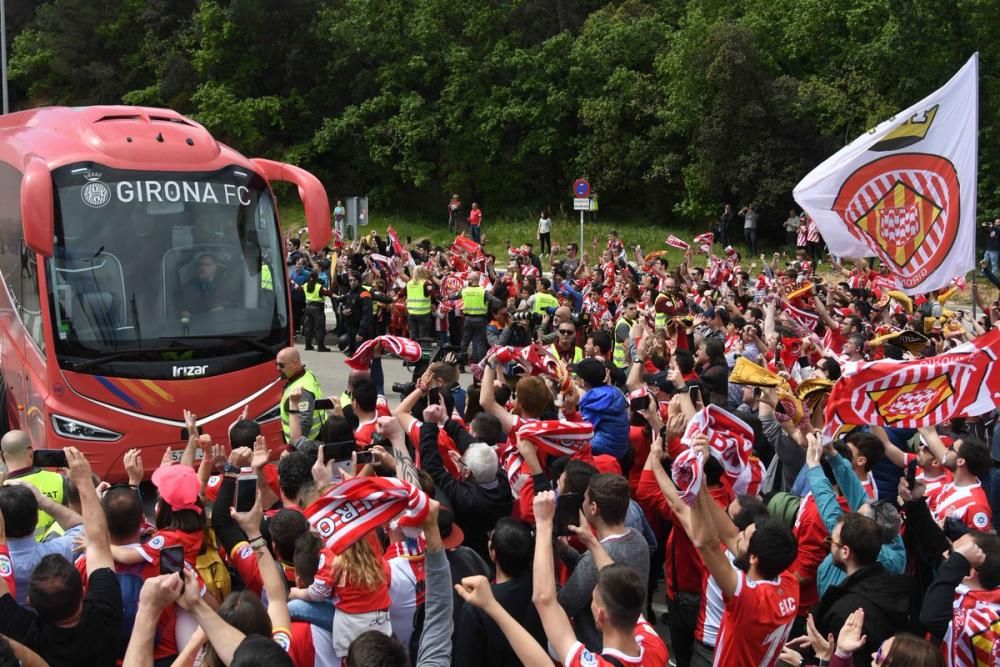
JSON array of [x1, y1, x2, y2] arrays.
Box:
[[681, 405, 754, 478], [794, 54, 978, 294], [823, 329, 1000, 438]]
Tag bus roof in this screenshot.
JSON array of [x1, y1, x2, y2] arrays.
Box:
[[0, 105, 254, 174]]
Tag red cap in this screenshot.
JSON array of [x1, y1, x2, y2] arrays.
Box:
[[152, 465, 202, 513]]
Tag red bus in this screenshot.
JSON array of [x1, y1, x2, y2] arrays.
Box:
[[0, 106, 330, 480]]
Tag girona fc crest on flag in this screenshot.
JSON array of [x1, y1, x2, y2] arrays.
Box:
[[868, 373, 955, 423], [833, 154, 960, 289], [795, 55, 978, 295], [824, 330, 1000, 437]]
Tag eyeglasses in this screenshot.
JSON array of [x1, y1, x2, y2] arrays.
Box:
[[873, 645, 885, 665], [559, 330, 575, 335], [823, 536, 843, 548]]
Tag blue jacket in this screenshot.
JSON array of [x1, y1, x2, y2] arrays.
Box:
[[579, 385, 630, 459]]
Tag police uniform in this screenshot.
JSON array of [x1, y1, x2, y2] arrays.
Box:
[[281, 369, 327, 442], [301, 281, 329, 351]]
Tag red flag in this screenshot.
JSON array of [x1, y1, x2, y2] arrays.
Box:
[[303, 477, 430, 555], [666, 235, 690, 250], [823, 330, 1000, 438], [516, 419, 594, 458], [387, 226, 405, 256], [345, 336, 422, 371], [451, 234, 480, 256], [680, 405, 754, 478]]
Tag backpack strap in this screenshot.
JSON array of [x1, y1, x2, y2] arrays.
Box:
[[602, 655, 626, 667]]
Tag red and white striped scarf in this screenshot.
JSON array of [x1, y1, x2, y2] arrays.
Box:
[[488, 344, 571, 393], [345, 335, 422, 371], [304, 477, 430, 555], [666, 235, 690, 250], [781, 299, 820, 331], [680, 405, 754, 479], [516, 419, 594, 458], [943, 584, 1000, 667], [672, 449, 704, 506]]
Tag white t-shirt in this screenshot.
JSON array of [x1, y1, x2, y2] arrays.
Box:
[[538, 217, 552, 234]]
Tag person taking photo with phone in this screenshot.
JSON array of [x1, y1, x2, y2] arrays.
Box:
[[0, 430, 68, 541]]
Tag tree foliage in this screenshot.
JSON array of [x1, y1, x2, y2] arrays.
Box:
[[8, 0, 1000, 225]]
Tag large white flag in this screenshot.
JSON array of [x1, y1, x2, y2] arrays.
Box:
[[794, 54, 978, 295]]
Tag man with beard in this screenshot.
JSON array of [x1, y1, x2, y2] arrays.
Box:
[[813, 512, 910, 667]]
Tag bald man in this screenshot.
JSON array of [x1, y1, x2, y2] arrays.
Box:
[[1, 431, 68, 541], [277, 347, 327, 442]]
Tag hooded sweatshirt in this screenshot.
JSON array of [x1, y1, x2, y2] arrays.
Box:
[[814, 563, 911, 667], [579, 385, 630, 459]]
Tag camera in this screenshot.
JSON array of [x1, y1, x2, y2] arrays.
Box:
[[571, 311, 590, 328], [510, 310, 541, 327], [392, 382, 416, 397]]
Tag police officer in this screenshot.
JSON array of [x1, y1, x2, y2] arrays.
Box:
[[406, 266, 434, 341], [612, 298, 638, 368], [550, 321, 584, 365], [335, 271, 374, 354], [454, 271, 502, 365], [277, 346, 327, 442], [299, 270, 331, 352], [1, 430, 67, 541]]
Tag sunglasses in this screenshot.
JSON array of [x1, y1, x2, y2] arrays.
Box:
[[559, 329, 575, 335]]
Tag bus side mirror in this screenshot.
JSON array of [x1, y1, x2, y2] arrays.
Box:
[[250, 158, 330, 250], [21, 158, 54, 257]]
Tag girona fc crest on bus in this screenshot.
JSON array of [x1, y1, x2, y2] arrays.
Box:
[[833, 154, 960, 289], [868, 373, 955, 423]]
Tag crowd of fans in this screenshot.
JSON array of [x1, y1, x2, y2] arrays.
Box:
[[0, 220, 997, 667]]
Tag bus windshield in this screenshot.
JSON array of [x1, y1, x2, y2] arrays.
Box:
[[47, 163, 289, 375]]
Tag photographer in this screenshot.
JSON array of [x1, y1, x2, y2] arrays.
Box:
[[500, 309, 534, 348]]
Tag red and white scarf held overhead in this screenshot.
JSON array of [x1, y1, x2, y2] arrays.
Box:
[[304, 476, 430, 555], [345, 335, 422, 371]]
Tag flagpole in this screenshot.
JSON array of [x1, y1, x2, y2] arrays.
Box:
[[973, 52, 980, 324]]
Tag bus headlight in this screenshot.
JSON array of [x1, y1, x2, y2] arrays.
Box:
[[51, 415, 122, 441], [254, 405, 281, 423]]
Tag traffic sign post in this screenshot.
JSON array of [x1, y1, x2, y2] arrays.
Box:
[[572, 179, 591, 251]]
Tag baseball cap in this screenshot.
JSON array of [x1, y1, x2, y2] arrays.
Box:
[[151, 464, 202, 514]]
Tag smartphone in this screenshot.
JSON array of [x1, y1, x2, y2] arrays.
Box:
[[556, 492, 585, 537], [321, 440, 356, 463], [688, 385, 704, 405], [180, 426, 204, 441], [32, 449, 68, 468], [160, 545, 185, 576], [629, 395, 650, 412], [355, 450, 376, 465], [235, 474, 257, 513], [426, 387, 442, 406], [314, 398, 334, 410], [906, 459, 918, 490]]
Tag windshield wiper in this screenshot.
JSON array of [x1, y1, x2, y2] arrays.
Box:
[[66, 347, 182, 372], [179, 334, 279, 355]]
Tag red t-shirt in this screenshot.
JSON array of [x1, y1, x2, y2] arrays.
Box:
[[563, 616, 668, 667], [713, 570, 799, 667], [311, 546, 392, 614], [468, 209, 482, 227], [627, 426, 652, 494], [408, 420, 462, 478], [790, 494, 831, 614], [135, 528, 204, 578]]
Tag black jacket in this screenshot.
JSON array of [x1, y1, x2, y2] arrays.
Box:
[[419, 421, 513, 562], [815, 563, 911, 667]]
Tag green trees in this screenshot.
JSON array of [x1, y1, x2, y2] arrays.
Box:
[[8, 0, 1000, 224]]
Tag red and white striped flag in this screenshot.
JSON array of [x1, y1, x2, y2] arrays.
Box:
[[303, 477, 430, 555], [781, 299, 820, 331], [516, 419, 594, 458], [681, 405, 754, 479], [486, 344, 571, 393], [345, 335, 422, 371], [672, 449, 704, 506], [666, 235, 690, 250], [943, 584, 1000, 667], [823, 329, 1000, 438]]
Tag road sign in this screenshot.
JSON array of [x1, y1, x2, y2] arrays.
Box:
[[573, 198, 591, 211], [573, 178, 591, 198]]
